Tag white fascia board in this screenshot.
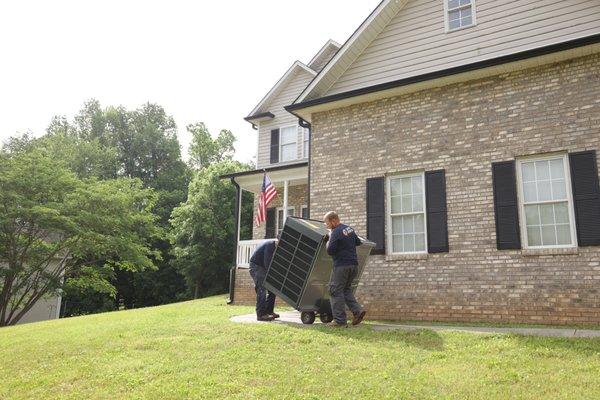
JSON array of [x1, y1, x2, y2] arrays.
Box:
[[247, 61, 316, 118], [235, 165, 309, 194]]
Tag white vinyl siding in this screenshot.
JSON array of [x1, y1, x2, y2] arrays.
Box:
[[256, 69, 315, 168], [387, 172, 427, 254], [445, 0, 476, 32], [516, 154, 577, 249], [326, 0, 600, 96]]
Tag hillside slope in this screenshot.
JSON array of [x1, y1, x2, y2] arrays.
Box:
[[1, 296, 599, 399]]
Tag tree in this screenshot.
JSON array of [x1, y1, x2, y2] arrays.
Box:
[[169, 161, 253, 298], [44, 118, 120, 180], [0, 149, 160, 326], [187, 122, 235, 169], [45, 100, 192, 312]]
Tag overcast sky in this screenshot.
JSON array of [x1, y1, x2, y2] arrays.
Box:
[[0, 0, 380, 164]]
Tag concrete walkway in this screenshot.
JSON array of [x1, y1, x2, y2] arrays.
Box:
[[230, 311, 600, 338]]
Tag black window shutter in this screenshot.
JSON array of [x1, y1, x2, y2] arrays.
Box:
[[270, 129, 280, 164], [492, 161, 522, 250], [569, 150, 600, 246], [366, 177, 385, 255], [265, 208, 276, 239], [425, 170, 449, 253]]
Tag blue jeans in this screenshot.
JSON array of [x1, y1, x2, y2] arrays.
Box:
[[328, 265, 362, 324], [249, 263, 276, 317]]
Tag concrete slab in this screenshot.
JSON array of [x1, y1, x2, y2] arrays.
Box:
[[574, 329, 600, 338], [371, 324, 577, 338], [230, 312, 600, 338], [230, 311, 322, 325]]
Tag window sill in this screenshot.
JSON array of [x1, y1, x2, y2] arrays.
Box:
[[521, 247, 579, 257], [386, 253, 429, 261], [445, 23, 477, 34]]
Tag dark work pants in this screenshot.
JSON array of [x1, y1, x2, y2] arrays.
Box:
[[328, 264, 363, 324], [249, 263, 276, 317]]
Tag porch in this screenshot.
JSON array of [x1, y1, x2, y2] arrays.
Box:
[[221, 162, 309, 304], [236, 239, 270, 268]]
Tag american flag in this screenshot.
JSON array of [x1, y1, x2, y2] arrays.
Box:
[[255, 174, 277, 226]]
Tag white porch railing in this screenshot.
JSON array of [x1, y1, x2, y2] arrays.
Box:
[[236, 239, 273, 268]]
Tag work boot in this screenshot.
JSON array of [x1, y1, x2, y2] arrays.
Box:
[[257, 315, 274, 322], [352, 311, 366, 326], [326, 321, 348, 328]]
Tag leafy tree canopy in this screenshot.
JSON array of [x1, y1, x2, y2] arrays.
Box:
[[187, 122, 235, 170], [169, 161, 252, 298], [0, 149, 160, 325]]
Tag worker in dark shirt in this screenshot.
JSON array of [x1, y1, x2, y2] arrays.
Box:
[[324, 211, 366, 328], [249, 236, 280, 321]]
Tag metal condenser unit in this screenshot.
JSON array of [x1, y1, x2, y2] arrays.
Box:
[[263, 217, 374, 324]]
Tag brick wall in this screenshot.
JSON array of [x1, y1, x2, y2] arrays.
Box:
[[309, 53, 600, 325], [233, 268, 290, 308]]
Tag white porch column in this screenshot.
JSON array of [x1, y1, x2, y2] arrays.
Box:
[[283, 180, 289, 225]]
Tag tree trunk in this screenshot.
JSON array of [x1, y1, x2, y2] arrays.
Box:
[[194, 280, 200, 299]]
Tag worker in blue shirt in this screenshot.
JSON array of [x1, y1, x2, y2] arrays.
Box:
[[249, 236, 280, 321], [324, 211, 366, 328]]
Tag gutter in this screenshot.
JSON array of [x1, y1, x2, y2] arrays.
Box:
[[219, 161, 309, 180], [244, 111, 275, 130], [244, 111, 275, 122], [286, 33, 600, 113]]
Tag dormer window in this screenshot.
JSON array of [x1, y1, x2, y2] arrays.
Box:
[[445, 0, 476, 32]]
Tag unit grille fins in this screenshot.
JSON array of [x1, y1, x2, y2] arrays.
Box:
[[265, 225, 320, 305]]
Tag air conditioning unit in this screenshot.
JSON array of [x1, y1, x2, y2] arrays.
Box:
[[264, 217, 374, 324]]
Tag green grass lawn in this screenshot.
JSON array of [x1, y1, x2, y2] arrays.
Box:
[[1, 297, 600, 399]]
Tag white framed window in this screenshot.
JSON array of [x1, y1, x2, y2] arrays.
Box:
[[516, 154, 578, 249], [280, 125, 298, 162], [301, 205, 309, 219], [302, 128, 310, 159], [387, 172, 427, 254], [444, 0, 476, 32], [276, 207, 295, 235]]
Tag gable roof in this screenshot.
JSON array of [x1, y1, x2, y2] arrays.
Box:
[[307, 39, 341, 72], [293, 0, 409, 105], [245, 61, 316, 122]]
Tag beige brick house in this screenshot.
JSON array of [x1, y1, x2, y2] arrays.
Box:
[[223, 0, 600, 325]]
